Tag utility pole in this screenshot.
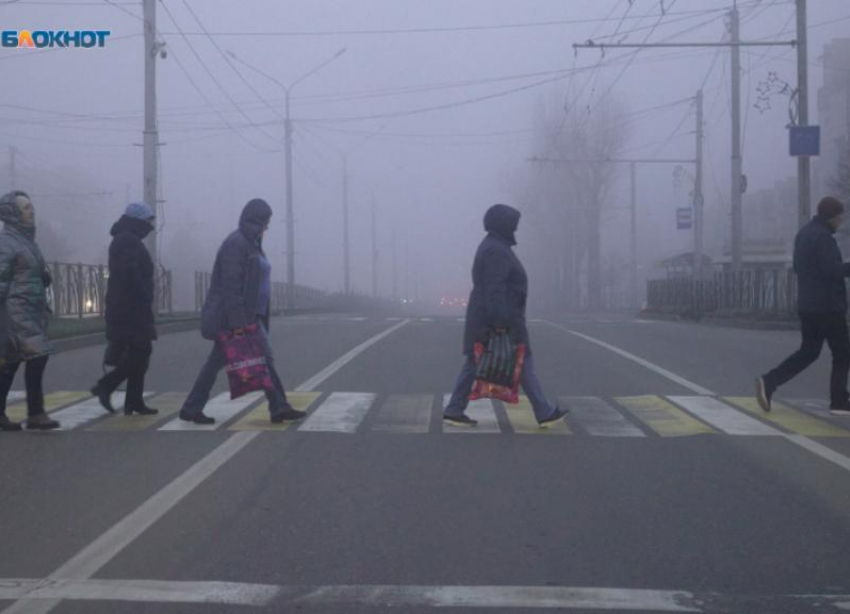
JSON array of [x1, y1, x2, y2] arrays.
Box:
[[9, 146, 16, 191], [796, 0, 811, 226], [284, 91, 295, 307], [342, 158, 351, 294], [730, 3, 743, 273], [392, 230, 397, 301], [694, 88, 705, 281], [143, 0, 159, 275], [371, 195, 378, 299], [629, 162, 637, 309], [573, 23, 796, 277]]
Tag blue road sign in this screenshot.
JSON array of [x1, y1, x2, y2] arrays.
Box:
[[789, 126, 820, 156]]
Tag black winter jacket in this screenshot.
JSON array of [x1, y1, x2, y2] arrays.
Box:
[[794, 216, 850, 314], [463, 204, 530, 354], [201, 200, 272, 340], [105, 215, 156, 343]]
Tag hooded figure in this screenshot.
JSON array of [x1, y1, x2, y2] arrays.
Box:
[[462, 204, 528, 355], [757, 196, 850, 415], [444, 204, 566, 428], [90, 201, 159, 416], [181, 198, 305, 425], [0, 191, 59, 431]]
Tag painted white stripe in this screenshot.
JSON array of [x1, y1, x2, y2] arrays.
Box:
[[784, 434, 850, 472], [0, 322, 412, 614], [544, 321, 714, 396], [296, 319, 409, 392], [298, 392, 375, 433], [347, 317, 367, 321], [419, 317, 434, 322], [158, 392, 261, 431], [0, 579, 278, 606], [456, 317, 466, 323], [7, 391, 25, 403], [565, 397, 645, 437], [0, 433, 259, 614], [386, 317, 402, 321], [294, 585, 698, 611], [668, 396, 780, 436], [53, 393, 128, 431], [443, 394, 500, 433]]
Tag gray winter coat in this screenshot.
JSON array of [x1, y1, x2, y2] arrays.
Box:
[[201, 199, 272, 340], [463, 204, 530, 355], [0, 193, 53, 362]]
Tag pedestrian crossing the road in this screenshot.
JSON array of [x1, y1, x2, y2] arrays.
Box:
[[4, 389, 850, 438]]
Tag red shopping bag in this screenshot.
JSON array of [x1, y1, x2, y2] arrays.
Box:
[[219, 323, 274, 399], [469, 340, 526, 404]]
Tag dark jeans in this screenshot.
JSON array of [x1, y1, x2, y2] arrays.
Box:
[[181, 323, 289, 416], [763, 312, 850, 405], [0, 355, 49, 417], [444, 350, 556, 422], [95, 339, 153, 410]]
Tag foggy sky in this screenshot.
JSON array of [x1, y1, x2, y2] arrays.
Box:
[[3, 0, 849, 306]]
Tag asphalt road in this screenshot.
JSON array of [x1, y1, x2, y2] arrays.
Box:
[[2, 312, 850, 614]]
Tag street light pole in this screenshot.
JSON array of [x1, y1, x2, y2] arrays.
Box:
[[227, 48, 347, 308]]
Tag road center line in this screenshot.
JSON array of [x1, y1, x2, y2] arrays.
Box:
[[0, 319, 411, 614], [543, 321, 715, 396]]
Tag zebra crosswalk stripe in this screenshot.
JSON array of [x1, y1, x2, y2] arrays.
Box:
[[298, 392, 375, 433], [668, 396, 780, 436], [159, 392, 262, 431], [561, 396, 644, 437]]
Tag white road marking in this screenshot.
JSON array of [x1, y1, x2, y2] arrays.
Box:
[[294, 585, 698, 611], [0, 579, 279, 606], [298, 392, 375, 433], [419, 317, 434, 322], [544, 321, 714, 396], [563, 397, 645, 437], [7, 391, 25, 402], [0, 321, 411, 614], [3, 580, 850, 611], [668, 396, 780, 436], [52, 393, 127, 431], [784, 434, 850, 473], [443, 394, 500, 433], [158, 391, 262, 431], [296, 319, 409, 392]]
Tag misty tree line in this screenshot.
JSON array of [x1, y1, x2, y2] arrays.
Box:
[[512, 93, 629, 312]]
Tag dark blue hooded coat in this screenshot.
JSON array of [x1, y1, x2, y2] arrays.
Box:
[[201, 199, 272, 340], [462, 204, 529, 354]]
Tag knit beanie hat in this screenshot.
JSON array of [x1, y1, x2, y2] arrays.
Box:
[[125, 201, 154, 220], [817, 196, 844, 221]]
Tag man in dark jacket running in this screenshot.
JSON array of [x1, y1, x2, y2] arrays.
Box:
[[757, 196, 850, 415], [179, 198, 305, 425], [443, 203, 568, 427], [90, 201, 159, 415]]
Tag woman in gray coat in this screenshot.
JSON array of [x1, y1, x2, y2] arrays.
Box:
[[443, 203, 567, 428], [0, 191, 59, 431]]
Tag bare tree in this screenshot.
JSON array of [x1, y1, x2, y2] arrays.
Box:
[[524, 92, 629, 310]]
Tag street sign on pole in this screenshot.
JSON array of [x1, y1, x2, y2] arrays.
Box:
[[789, 125, 820, 156], [677, 207, 693, 230]]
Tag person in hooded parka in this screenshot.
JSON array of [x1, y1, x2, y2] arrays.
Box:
[[443, 203, 568, 428], [90, 201, 159, 416], [179, 198, 306, 425], [0, 190, 59, 431]]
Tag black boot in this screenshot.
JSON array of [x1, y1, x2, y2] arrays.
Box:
[[90, 385, 115, 413]]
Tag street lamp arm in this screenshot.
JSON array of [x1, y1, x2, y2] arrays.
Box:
[[290, 47, 347, 91]]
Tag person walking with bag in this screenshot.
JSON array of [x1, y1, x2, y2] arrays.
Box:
[[179, 198, 305, 425], [757, 196, 850, 415], [90, 202, 159, 416], [443, 203, 568, 428], [0, 191, 59, 431]]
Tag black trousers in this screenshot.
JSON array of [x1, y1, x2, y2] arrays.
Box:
[[0, 355, 49, 417], [764, 312, 850, 405], [96, 339, 152, 410]]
